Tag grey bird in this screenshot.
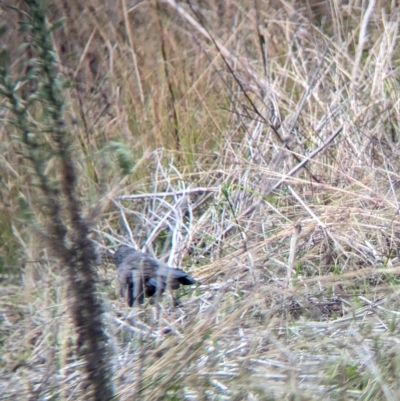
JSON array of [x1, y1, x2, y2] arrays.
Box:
[[114, 245, 196, 306]]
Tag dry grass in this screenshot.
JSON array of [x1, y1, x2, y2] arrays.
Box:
[[2, 0, 400, 399]]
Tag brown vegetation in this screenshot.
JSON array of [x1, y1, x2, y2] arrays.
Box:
[[1, 0, 400, 399]]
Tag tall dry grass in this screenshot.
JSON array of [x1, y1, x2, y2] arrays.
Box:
[[2, 0, 400, 399]]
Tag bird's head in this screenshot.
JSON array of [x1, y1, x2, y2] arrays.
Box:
[[114, 245, 136, 267]]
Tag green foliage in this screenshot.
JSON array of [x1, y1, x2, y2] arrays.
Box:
[[294, 261, 303, 277], [102, 141, 135, 176]]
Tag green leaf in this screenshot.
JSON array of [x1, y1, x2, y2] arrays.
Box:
[[49, 17, 64, 32], [6, 6, 30, 17], [20, 68, 38, 83], [103, 141, 135, 176], [18, 22, 33, 33]]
